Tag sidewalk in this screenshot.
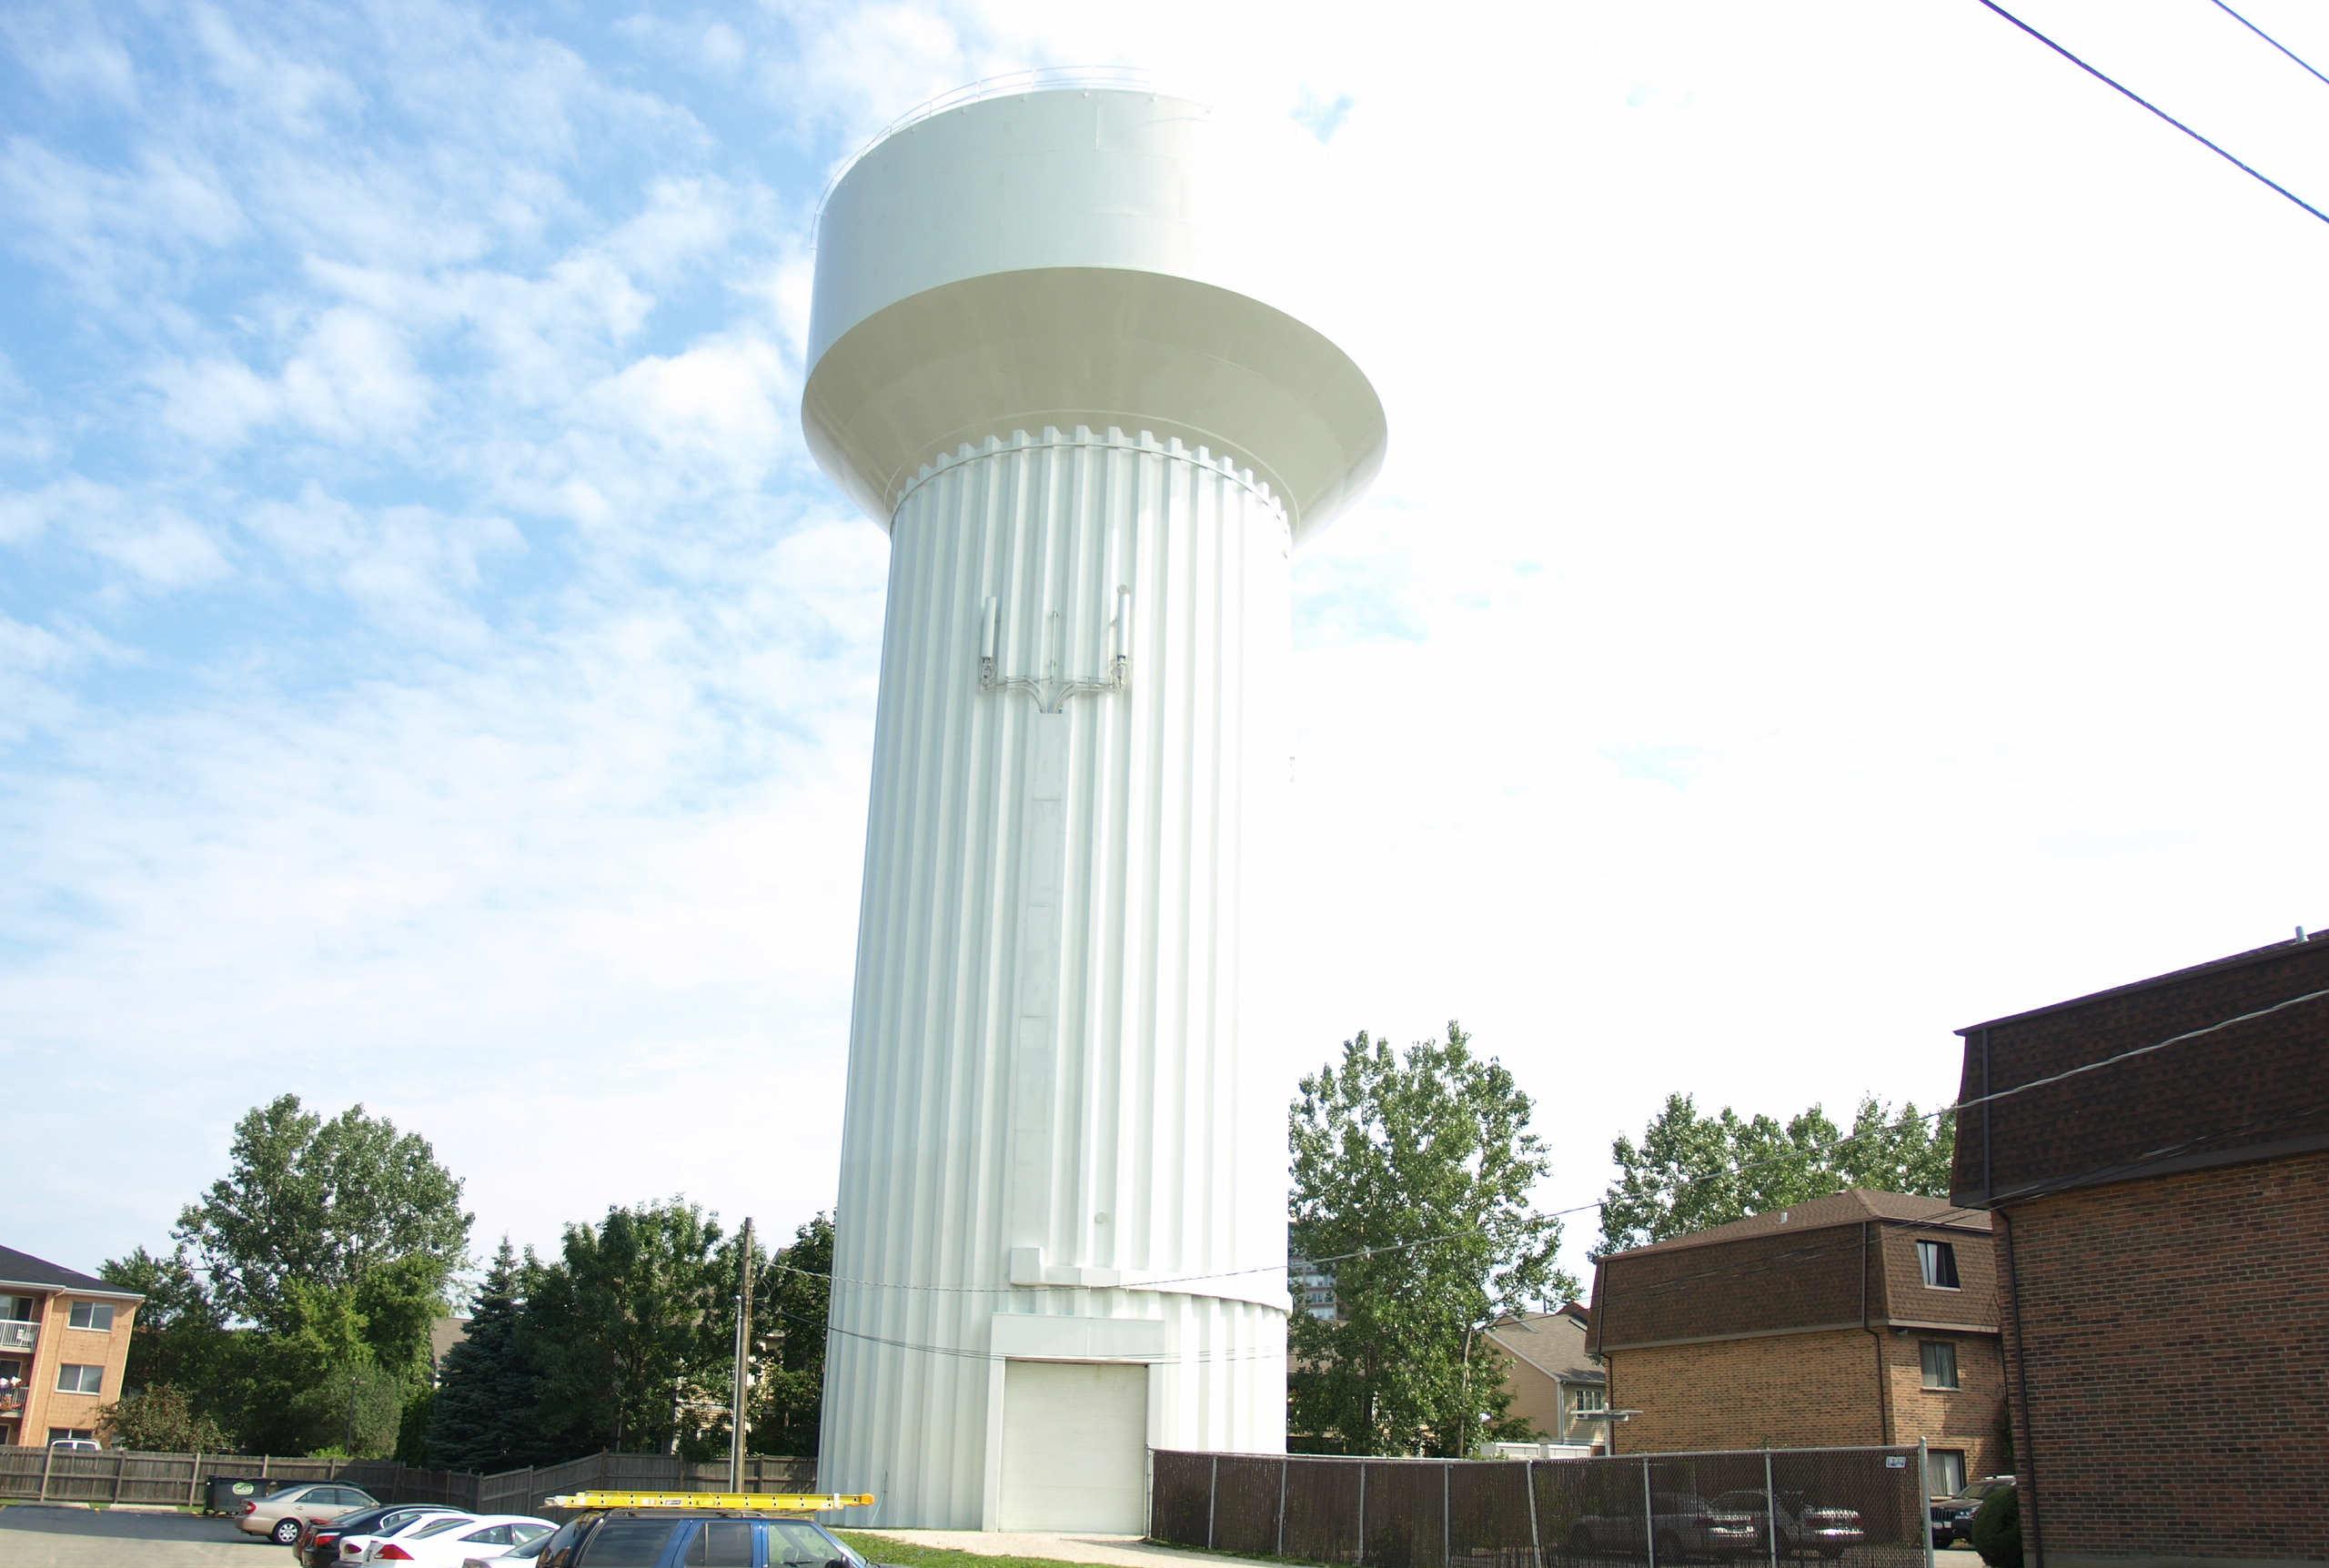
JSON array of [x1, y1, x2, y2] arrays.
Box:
[[862, 1530, 1260, 1568]]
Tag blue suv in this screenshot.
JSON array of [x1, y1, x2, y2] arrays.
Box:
[[534, 1510, 872, 1568]]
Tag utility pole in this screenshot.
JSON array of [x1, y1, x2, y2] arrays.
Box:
[[728, 1217, 754, 1491]]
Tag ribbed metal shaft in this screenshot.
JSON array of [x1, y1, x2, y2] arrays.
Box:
[[822, 426, 1294, 1526]]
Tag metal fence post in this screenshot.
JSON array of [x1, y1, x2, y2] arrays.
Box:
[[1441, 1462, 1451, 1568], [1920, 1438, 1935, 1568], [1356, 1462, 1366, 1565], [1763, 1449, 1778, 1568], [1523, 1460, 1540, 1568], [1277, 1457, 1289, 1558], [1641, 1458, 1656, 1568], [1207, 1454, 1219, 1551]]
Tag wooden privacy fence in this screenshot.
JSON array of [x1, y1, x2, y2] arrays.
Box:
[[0, 1447, 816, 1513]]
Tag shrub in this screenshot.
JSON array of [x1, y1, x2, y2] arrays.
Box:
[[1970, 1485, 2021, 1567]]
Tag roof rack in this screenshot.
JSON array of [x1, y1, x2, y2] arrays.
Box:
[[545, 1493, 875, 1513]]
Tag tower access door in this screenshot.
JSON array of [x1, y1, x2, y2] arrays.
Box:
[[997, 1360, 1148, 1532]]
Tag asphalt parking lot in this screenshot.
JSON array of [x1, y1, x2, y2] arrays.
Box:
[[0, 1504, 1991, 1568], [0, 1504, 271, 1566]]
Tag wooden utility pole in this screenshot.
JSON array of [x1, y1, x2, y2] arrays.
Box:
[[728, 1218, 755, 1491]]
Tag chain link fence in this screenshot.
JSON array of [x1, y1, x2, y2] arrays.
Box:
[[1153, 1445, 1932, 1568]]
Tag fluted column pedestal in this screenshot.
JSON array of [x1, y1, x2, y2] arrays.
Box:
[[823, 427, 1293, 1529]]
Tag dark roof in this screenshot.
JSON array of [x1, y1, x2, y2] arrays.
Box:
[[1957, 930, 2329, 1035], [0, 1244, 144, 1300], [1598, 1190, 1990, 1261]]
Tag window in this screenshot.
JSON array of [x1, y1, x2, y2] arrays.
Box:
[[1921, 1341, 1960, 1390], [55, 1363, 103, 1394], [1573, 1384, 1607, 1412], [1917, 1240, 1961, 1289], [769, 1522, 840, 1567], [577, 1520, 682, 1568], [466, 1527, 516, 1547], [0, 1296, 32, 1322], [47, 1427, 96, 1443], [66, 1302, 115, 1332], [1928, 1449, 1966, 1498], [691, 1523, 755, 1567]]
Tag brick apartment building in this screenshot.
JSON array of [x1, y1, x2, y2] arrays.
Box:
[[1953, 930, 2329, 1568], [1588, 1190, 2006, 1496], [0, 1245, 143, 1447], [1478, 1301, 1608, 1450]]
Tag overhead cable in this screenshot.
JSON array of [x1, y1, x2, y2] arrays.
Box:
[[1972, 0, 2329, 226], [2206, 0, 2329, 91]]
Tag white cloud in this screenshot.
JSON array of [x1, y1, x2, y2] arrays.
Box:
[[0, 477, 230, 590]]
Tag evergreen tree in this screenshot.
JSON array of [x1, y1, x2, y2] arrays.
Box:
[[428, 1238, 547, 1471]]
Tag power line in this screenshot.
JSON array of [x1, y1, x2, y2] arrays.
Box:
[[2207, 0, 2329, 90], [1972, 0, 2329, 227]]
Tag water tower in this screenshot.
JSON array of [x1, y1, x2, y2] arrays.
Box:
[[803, 78, 1385, 1531]]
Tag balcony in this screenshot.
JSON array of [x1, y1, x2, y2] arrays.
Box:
[[0, 1320, 37, 1353]]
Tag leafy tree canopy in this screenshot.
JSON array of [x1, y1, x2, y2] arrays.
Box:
[[99, 1383, 233, 1452], [1596, 1091, 1955, 1256], [528, 1199, 739, 1458], [100, 1246, 229, 1397], [751, 1212, 831, 1457], [1289, 1022, 1577, 1458], [174, 1094, 471, 1356]]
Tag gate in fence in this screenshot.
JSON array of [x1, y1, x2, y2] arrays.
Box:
[[1151, 1444, 1934, 1568]]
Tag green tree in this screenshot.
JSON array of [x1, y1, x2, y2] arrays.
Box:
[[1288, 1022, 1577, 1458], [751, 1213, 831, 1456], [98, 1383, 234, 1452], [429, 1238, 550, 1471], [1597, 1092, 1955, 1255], [174, 1095, 471, 1364], [99, 1247, 230, 1398], [527, 1200, 733, 1456]]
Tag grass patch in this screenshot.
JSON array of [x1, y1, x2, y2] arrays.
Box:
[[837, 1531, 1130, 1568]]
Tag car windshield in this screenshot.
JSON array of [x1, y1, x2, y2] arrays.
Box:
[[1954, 1481, 2008, 1502]]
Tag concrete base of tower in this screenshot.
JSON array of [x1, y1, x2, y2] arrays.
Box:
[[819, 1288, 1286, 1532]]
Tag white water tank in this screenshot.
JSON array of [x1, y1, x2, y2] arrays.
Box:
[[804, 80, 1384, 1530]]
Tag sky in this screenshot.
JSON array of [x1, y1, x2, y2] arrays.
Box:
[[4, 0, 2327, 1296]]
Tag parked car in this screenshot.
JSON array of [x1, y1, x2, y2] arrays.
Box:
[[463, 1529, 556, 1568], [1708, 1490, 1867, 1560], [536, 1506, 872, 1568], [340, 1510, 479, 1564], [369, 1514, 554, 1566], [238, 1483, 382, 1545], [297, 1505, 462, 1568], [49, 1438, 100, 1452], [1931, 1476, 2015, 1548], [1566, 1492, 1761, 1561]]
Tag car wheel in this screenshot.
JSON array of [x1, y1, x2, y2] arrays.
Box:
[[271, 1521, 304, 1545]]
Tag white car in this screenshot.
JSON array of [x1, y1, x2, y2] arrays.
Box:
[[339, 1510, 474, 1563], [370, 1514, 554, 1566], [461, 1528, 555, 1568]]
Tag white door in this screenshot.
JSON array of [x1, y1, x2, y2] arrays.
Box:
[[998, 1360, 1148, 1532]]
